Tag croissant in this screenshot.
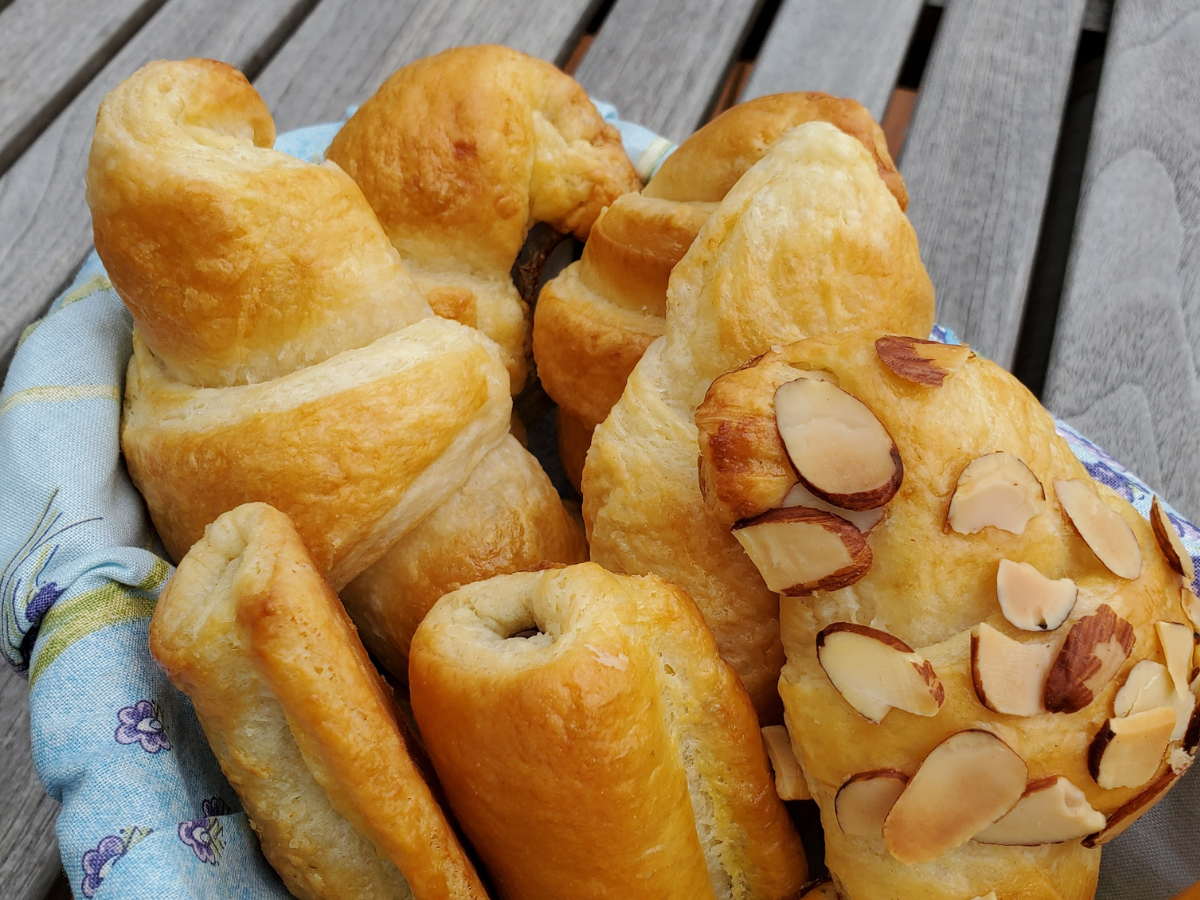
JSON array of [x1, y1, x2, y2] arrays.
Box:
[[407, 562, 809, 900], [695, 330, 1199, 898], [327, 44, 641, 393], [582, 120, 934, 721], [87, 58, 585, 676], [150, 502, 489, 900], [534, 92, 907, 488]]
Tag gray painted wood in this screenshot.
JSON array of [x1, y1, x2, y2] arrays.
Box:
[[0, 0, 166, 175], [257, 0, 601, 133], [740, 0, 924, 122], [0, 0, 319, 383], [899, 0, 1086, 370], [928, 0, 1113, 34], [1045, 0, 1200, 528], [571, 0, 766, 142]]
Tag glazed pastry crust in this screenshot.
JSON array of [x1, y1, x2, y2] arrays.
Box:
[[150, 503, 488, 900], [327, 45, 640, 392], [408, 562, 808, 900], [583, 122, 934, 720]]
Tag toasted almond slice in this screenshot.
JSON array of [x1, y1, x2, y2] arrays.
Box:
[[947, 452, 1044, 535], [1044, 604, 1135, 714], [1184, 699, 1200, 753], [817, 624, 945, 724], [1157, 621, 1194, 698], [732, 507, 871, 595], [1055, 479, 1142, 579], [1113, 659, 1195, 741], [882, 730, 1027, 865], [971, 623, 1053, 716], [798, 880, 840, 899], [782, 482, 884, 533], [875, 335, 972, 387], [762, 725, 810, 801], [1183, 587, 1200, 632], [774, 378, 902, 511], [973, 776, 1106, 845], [1083, 769, 1181, 847], [835, 769, 908, 836], [1088, 707, 1175, 789], [996, 559, 1077, 631], [1151, 496, 1195, 582]]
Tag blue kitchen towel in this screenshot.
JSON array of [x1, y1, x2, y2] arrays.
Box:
[[2, 117, 1197, 900]]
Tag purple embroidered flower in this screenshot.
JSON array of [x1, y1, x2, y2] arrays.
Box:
[[179, 814, 223, 865], [201, 797, 230, 818], [81, 835, 126, 897], [1082, 460, 1134, 501], [115, 700, 171, 753], [25, 580, 65, 623]]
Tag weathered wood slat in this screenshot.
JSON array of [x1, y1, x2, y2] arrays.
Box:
[[927, 0, 1113, 34], [1044, 0, 1200, 530], [0, 0, 319, 380], [571, 0, 765, 142], [898, 0, 1086, 370], [257, 0, 601, 133], [739, 0, 923, 122], [0, 0, 167, 175]]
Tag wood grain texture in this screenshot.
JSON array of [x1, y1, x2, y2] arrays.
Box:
[[739, 0, 924, 122], [0, 665, 60, 900], [927, 0, 1112, 33], [571, 0, 766, 142], [256, 0, 602, 132], [0, 0, 319, 381], [1044, 0, 1200, 528], [0, 0, 166, 175], [899, 0, 1086, 370]]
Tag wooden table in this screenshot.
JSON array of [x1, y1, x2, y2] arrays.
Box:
[[2, 0, 1199, 896]]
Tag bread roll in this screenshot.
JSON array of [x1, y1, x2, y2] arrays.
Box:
[[327, 45, 640, 393], [582, 121, 934, 720], [695, 331, 1198, 898], [408, 562, 808, 900], [534, 93, 906, 488], [150, 503, 488, 900]]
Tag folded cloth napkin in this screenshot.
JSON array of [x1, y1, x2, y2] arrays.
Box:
[[2, 114, 1197, 900]]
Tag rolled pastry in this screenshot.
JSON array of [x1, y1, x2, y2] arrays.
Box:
[[150, 503, 489, 900], [327, 45, 640, 393], [408, 562, 809, 900], [534, 92, 907, 488], [582, 120, 934, 720], [695, 331, 1198, 898]]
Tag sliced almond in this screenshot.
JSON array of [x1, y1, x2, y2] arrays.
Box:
[[1055, 479, 1142, 579], [1182, 587, 1200, 632], [774, 378, 902, 511], [1151, 496, 1195, 582], [782, 482, 884, 533], [971, 623, 1053, 717], [947, 452, 1044, 535], [1083, 769, 1181, 847], [1113, 659, 1195, 741], [835, 769, 908, 836], [817, 623, 944, 724], [996, 559, 1077, 631], [762, 725, 810, 801], [1157, 620, 1194, 698], [1088, 706, 1175, 789], [882, 730, 1027, 865], [875, 335, 972, 387], [1043, 604, 1135, 714], [973, 776, 1106, 845], [1184, 700, 1200, 753], [732, 507, 871, 595]]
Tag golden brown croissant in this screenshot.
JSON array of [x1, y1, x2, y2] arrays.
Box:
[[696, 331, 1199, 899], [327, 45, 640, 393], [582, 120, 934, 721], [88, 58, 585, 677], [534, 93, 906, 488], [150, 502, 489, 900], [408, 562, 809, 900]]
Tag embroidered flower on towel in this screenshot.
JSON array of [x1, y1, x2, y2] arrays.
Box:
[[114, 700, 171, 753], [80, 826, 152, 897], [179, 798, 228, 865]]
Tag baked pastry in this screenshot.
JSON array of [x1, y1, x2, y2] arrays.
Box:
[[150, 502, 489, 900], [407, 561, 809, 900], [88, 58, 585, 675], [534, 92, 907, 488], [696, 331, 1199, 898], [581, 120, 934, 720], [327, 44, 641, 394]]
